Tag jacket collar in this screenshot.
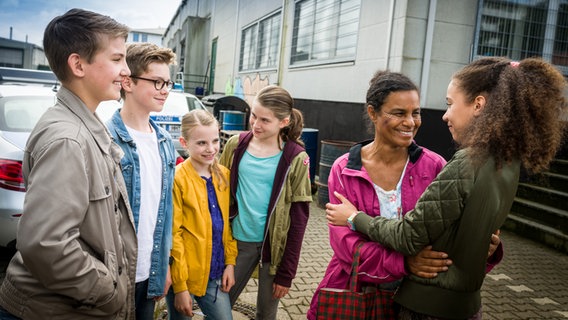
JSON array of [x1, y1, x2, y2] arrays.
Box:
[[56, 87, 112, 153], [235, 131, 305, 167], [231, 131, 305, 207], [346, 139, 423, 170], [109, 108, 167, 145]]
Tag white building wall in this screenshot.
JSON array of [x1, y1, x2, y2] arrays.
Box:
[[209, 0, 241, 94], [164, 0, 481, 110], [423, 0, 477, 111]]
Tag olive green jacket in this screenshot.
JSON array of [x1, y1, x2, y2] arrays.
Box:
[[220, 132, 312, 287], [354, 149, 520, 319]]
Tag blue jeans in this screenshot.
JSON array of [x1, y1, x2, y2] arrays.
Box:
[[0, 306, 20, 320], [135, 279, 156, 320], [167, 278, 233, 320]]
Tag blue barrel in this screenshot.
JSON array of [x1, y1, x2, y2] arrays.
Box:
[[301, 128, 319, 185], [221, 110, 246, 130], [316, 140, 355, 208]]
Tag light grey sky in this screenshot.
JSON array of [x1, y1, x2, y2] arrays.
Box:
[[0, 0, 181, 47]]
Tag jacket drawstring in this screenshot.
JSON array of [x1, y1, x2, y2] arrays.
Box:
[[214, 279, 221, 303]]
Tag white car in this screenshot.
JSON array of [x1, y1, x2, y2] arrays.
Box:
[[0, 84, 57, 248], [97, 91, 209, 158]]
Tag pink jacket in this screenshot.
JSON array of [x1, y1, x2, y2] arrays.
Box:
[[307, 141, 446, 320]]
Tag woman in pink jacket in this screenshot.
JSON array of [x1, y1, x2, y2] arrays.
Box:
[[307, 70, 503, 319]]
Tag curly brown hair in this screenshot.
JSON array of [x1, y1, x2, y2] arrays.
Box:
[[453, 57, 567, 173]]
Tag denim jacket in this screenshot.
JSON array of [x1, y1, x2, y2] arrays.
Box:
[[107, 109, 176, 298]]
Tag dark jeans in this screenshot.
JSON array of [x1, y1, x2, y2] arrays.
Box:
[[0, 306, 21, 320], [135, 279, 156, 320]]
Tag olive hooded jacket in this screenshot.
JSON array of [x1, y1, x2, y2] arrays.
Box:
[[353, 149, 520, 319]]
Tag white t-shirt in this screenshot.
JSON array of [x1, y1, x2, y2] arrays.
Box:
[[126, 125, 162, 283]]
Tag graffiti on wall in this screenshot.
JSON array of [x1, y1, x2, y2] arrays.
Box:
[[224, 73, 271, 106]]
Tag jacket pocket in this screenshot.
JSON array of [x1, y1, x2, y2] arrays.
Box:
[[93, 250, 126, 315]]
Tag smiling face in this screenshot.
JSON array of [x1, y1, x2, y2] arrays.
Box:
[[123, 62, 171, 114], [443, 79, 478, 144], [82, 36, 130, 108], [180, 123, 220, 174], [372, 90, 421, 148], [249, 100, 289, 143]]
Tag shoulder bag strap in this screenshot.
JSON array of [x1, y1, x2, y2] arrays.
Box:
[[349, 242, 365, 292]]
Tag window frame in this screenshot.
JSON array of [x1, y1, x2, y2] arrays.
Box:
[[239, 10, 282, 72], [290, 0, 361, 68], [473, 0, 568, 75]]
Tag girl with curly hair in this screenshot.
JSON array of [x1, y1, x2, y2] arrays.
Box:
[[326, 57, 567, 319]]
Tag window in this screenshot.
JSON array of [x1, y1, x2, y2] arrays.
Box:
[[0, 48, 24, 68], [132, 33, 140, 42], [291, 0, 360, 65], [239, 12, 281, 71], [475, 0, 568, 71]]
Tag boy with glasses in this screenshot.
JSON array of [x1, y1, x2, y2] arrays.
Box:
[[106, 42, 177, 320]]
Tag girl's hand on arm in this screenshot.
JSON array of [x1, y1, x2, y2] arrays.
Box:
[[326, 191, 358, 226], [405, 246, 452, 278], [174, 290, 194, 317], [221, 265, 235, 293]]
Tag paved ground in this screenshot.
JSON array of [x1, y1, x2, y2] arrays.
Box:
[[2, 200, 568, 319], [233, 201, 568, 320]]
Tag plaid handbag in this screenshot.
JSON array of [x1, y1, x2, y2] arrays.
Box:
[[316, 242, 397, 320]]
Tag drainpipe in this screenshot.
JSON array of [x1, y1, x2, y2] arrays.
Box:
[[232, 0, 241, 87], [420, 0, 436, 106], [385, 0, 395, 69], [277, 0, 289, 85]]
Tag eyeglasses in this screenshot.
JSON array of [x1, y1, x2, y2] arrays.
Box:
[[130, 76, 174, 91], [381, 110, 421, 122]]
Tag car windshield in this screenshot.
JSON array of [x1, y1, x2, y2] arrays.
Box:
[[187, 96, 205, 111], [0, 96, 54, 132]]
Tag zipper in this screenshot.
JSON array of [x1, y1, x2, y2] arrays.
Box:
[[259, 164, 292, 269]]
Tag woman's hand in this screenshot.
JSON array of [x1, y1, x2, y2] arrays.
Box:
[[405, 246, 452, 278], [326, 191, 358, 226], [488, 229, 501, 258]]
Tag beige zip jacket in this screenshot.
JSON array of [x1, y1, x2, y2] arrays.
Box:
[[0, 87, 138, 319]]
